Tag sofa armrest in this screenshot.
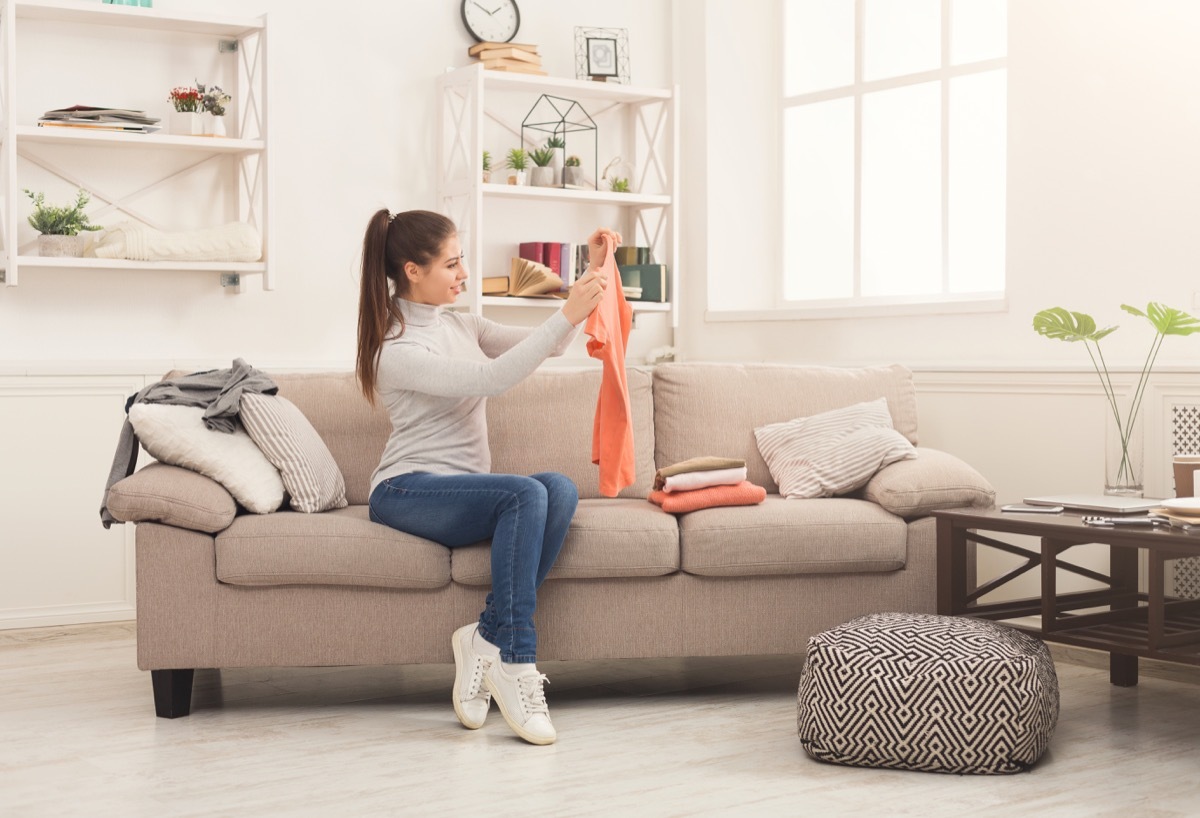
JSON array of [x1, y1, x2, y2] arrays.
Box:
[[863, 447, 995, 519], [106, 462, 237, 534]]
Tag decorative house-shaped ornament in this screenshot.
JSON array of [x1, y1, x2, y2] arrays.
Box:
[[521, 95, 597, 190]]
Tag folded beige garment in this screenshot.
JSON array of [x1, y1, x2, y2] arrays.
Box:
[[654, 455, 747, 490]]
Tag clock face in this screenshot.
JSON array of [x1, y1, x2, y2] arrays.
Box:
[[461, 0, 520, 44]]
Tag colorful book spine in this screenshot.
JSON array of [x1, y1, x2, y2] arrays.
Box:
[[559, 243, 573, 288], [544, 242, 563, 280], [518, 241, 544, 264]]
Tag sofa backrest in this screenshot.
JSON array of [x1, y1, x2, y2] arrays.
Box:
[[167, 366, 656, 505], [487, 367, 656, 499], [652, 363, 918, 494]]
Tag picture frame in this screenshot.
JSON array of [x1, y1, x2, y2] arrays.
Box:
[[586, 37, 618, 78], [575, 27, 630, 84]]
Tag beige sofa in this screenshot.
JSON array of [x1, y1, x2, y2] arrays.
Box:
[[106, 362, 995, 718]]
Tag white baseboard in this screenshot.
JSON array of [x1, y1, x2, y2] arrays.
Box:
[[0, 603, 136, 631]]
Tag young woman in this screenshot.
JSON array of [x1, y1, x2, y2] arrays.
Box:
[[357, 209, 618, 746]]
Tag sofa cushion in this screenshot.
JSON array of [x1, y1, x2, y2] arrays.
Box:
[[487, 368, 656, 499], [215, 506, 449, 589], [653, 363, 918, 495], [678, 496, 907, 577], [106, 462, 237, 533], [129, 402, 284, 513], [754, 398, 917, 499], [451, 498, 679, 584], [864, 447, 996, 518], [240, 394, 349, 513]]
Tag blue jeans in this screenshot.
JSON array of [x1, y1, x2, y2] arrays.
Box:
[[368, 471, 578, 663]]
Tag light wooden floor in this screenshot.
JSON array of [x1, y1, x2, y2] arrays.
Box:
[[3, 622, 1200, 817]]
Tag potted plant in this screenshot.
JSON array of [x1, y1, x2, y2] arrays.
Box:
[[505, 148, 529, 185], [609, 177, 630, 193], [197, 81, 231, 137], [25, 188, 102, 257], [1034, 303, 1200, 496], [562, 155, 584, 187], [546, 135, 565, 184], [168, 85, 203, 135], [529, 146, 556, 187], [482, 150, 492, 183]]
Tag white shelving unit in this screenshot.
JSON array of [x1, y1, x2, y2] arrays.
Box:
[[0, 0, 270, 289], [436, 64, 679, 326]]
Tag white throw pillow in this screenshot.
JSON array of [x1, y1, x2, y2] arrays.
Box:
[[128, 403, 284, 514], [239, 394, 348, 513], [754, 397, 917, 499]]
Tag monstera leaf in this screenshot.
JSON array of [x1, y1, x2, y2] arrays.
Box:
[[1121, 302, 1200, 337], [1032, 307, 1118, 343]]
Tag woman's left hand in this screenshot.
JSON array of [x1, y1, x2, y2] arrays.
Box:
[[586, 227, 623, 269]]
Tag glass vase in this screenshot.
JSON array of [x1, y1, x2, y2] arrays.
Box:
[[1105, 395, 1144, 497]]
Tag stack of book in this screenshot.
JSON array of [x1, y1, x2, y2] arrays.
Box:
[[618, 264, 668, 303], [38, 105, 161, 134], [468, 41, 546, 76]]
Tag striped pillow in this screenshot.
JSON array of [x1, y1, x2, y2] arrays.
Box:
[[240, 394, 348, 513], [754, 397, 916, 499]]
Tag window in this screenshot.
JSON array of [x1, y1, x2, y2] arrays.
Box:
[[782, 0, 1007, 308]]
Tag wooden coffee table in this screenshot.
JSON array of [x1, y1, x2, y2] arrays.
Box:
[[933, 507, 1200, 686]]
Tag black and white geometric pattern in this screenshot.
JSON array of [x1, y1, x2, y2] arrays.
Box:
[[797, 613, 1059, 775], [1172, 405, 1200, 598]]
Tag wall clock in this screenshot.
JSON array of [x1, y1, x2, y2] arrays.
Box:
[[460, 0, 520, 44]]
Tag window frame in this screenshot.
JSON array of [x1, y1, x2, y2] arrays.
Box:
[[779, 0, 1008, 314]]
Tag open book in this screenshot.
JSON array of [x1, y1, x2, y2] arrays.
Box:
[[482, 257, 565, 298]]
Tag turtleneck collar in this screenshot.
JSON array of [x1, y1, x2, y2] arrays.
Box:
[[397, 298, 441, 328]]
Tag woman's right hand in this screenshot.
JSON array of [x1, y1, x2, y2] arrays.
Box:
[[561, 267, 607, 325]]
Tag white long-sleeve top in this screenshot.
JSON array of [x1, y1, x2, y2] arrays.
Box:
[[369, 298, 578, 495]]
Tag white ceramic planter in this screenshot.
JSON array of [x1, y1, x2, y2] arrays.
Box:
[[562, 166, 585, 187], [507, 170, 527, 185], [530, 166, 555, 187], [37, 234, 85, 257]]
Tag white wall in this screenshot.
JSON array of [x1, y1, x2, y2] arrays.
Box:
[[0, 0, 673, 629]]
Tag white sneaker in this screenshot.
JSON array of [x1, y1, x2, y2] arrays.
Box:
[[451, 624, 493, 729], [484, 662, 556, 745]]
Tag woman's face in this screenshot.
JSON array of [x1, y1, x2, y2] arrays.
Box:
[[406, 234, 467, 306]]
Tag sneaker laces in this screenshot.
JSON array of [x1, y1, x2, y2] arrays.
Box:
[[517, 673, 550, 717], [466, 655, 493, 701]]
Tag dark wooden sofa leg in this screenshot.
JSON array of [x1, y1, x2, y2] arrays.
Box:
[[152, 669, 195, 718]]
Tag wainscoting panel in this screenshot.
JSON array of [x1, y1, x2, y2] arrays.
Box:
[[0, 374, 147, 629]]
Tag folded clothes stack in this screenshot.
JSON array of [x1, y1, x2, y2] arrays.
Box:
[[649, 456, 767, 512]]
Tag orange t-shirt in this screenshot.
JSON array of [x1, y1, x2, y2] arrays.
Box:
[[585, 236, 636, 497]]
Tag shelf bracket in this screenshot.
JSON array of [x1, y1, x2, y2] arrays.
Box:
[[220, 273, 241, 288], [218, 40, 239, 53]]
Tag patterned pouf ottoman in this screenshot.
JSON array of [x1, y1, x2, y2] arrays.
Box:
[[797, 612, 1059, 775]]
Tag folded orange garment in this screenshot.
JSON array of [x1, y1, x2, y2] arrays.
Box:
[[648, 481, 767, 513]]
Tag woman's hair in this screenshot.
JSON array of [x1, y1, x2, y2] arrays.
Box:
[[356, 208, 457, 402]]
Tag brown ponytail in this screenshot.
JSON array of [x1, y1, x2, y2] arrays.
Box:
[[355, 208, 458, 403]]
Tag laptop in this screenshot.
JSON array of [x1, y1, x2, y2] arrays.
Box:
[[1022, 494, 1166, 514]]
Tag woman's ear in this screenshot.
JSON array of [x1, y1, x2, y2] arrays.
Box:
[[403, 261, 422, 283]]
